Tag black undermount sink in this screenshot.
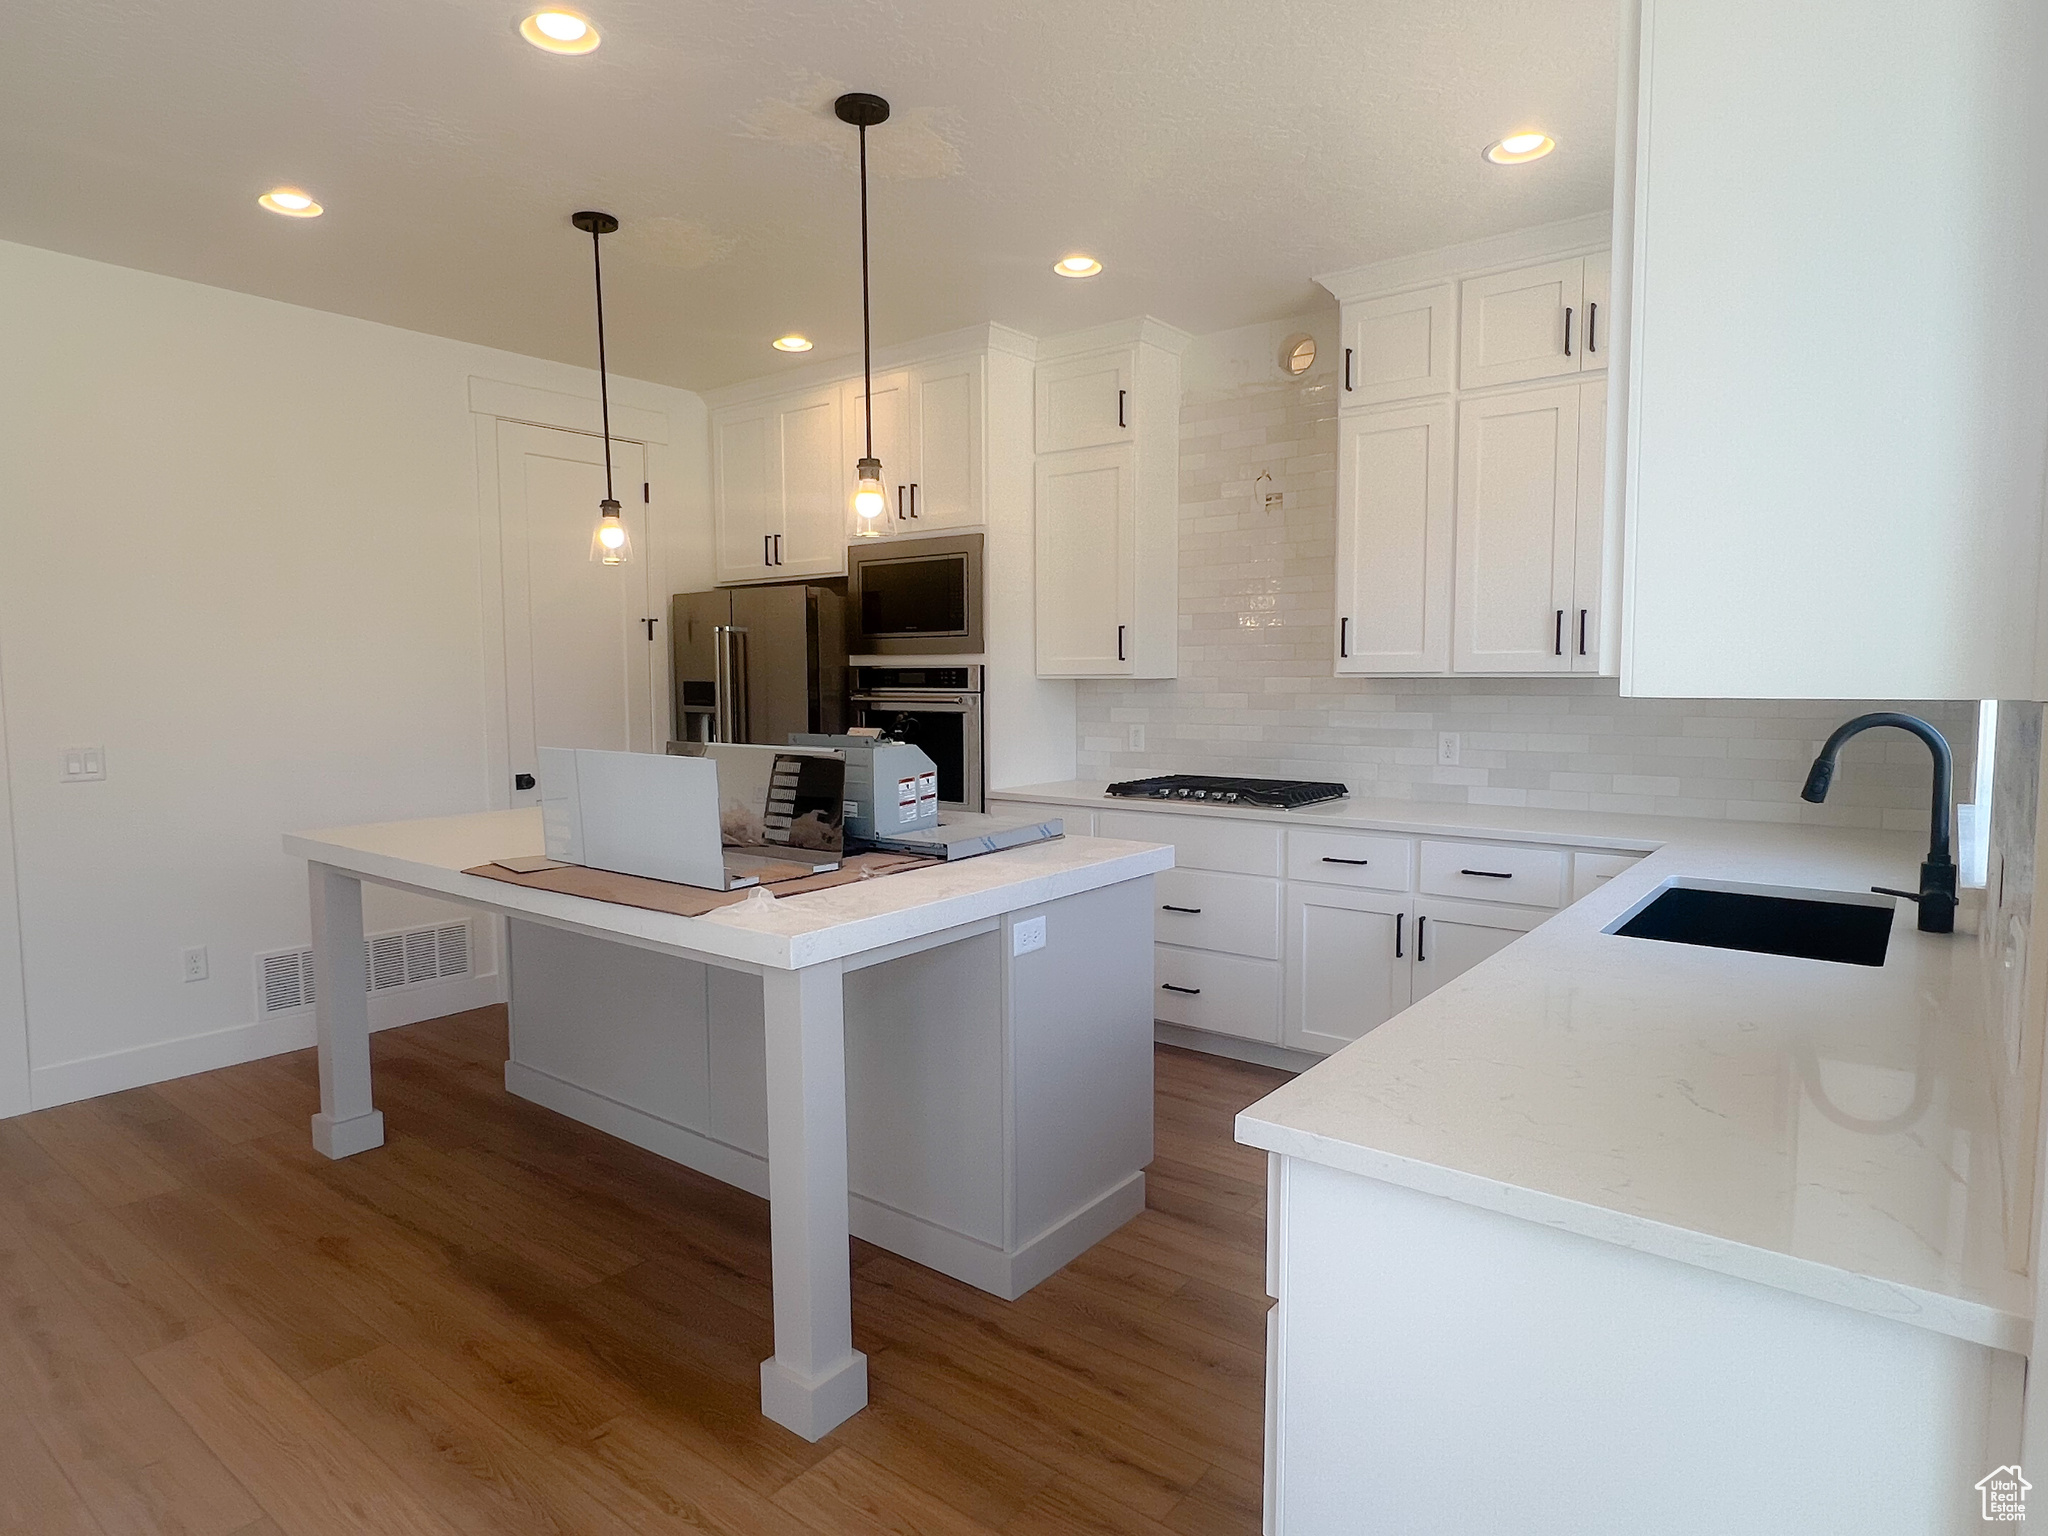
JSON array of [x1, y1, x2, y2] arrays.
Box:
[[1608, 882, 1895, 967]]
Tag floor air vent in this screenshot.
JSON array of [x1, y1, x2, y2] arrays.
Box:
[[255, 920, 473, 1016]]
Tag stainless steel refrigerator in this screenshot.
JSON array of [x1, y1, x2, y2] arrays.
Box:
[[669, 584, 848, 747]]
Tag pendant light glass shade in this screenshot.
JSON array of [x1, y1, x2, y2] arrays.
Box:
[[572, 209, 633, 565], [590, 498, 632, 564], [852, 456, 886, 531]]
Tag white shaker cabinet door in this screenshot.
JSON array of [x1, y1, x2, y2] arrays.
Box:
[[1035, 443, 1136, 675], [843, 369, 912, 535], [908, 353, 985, 530], [1571, 377, 1610, 671], [773, 385, 847, 578], [1452, 384, 1580, 674], [1340, 284, 1457, 408], [1460, 258, 1587, 389], [712, 404, 781, 583], [1409, 898, 1544, 1001], [1036, 347, 1134, 454], [1335, 402, 1454, 675], [1283, 885, 1412, 1055]]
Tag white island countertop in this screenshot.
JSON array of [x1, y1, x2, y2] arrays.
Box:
[[286, 807, 1172, 971], [994, 783, 2029, 1352]]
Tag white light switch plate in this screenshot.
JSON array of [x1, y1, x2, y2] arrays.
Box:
[[1013, 915, 1047, 956], [1437, 732, 1460, 766], [61, 745, 106, 782]]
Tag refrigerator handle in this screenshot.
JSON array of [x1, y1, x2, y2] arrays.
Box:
[[713, 625, 751, 742]]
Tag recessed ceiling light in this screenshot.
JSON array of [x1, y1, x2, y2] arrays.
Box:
[[773, 335, 814, 352], [1484, 132, 1556, 165], [520, 9, 600, 52], [1054, 255, 1103, 278], [258, 188, 322, 217]]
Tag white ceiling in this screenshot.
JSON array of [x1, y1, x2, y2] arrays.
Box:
[[0, 0, 1619, 392]]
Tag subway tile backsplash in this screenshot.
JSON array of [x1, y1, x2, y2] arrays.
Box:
[[1075, 367, 1974, 830]]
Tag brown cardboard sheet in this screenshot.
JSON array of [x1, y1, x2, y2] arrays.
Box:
[[462, 850, 940, 919]]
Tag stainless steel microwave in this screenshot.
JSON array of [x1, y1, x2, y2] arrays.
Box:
[[846, 532, 984, 656]]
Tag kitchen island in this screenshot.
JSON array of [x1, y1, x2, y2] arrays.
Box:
[[1235, 821, 2027, 1535], [284, 808, 1170, 1440]]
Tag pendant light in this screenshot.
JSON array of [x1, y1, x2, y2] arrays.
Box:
[[835, 92, 891, 537], [573, 209, 633, 565]]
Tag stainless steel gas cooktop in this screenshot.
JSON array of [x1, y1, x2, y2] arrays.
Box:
[[1103, 774, 1349, 810]]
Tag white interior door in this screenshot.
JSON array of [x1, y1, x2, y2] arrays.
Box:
[[497, 421, 653, 805]]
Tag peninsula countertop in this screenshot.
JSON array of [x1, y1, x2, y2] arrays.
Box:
[[993, 782, 2028, 1352], [286, 807, 1173, 971]]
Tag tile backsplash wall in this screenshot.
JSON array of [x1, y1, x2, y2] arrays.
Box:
[[1075, 360, 1975, 830]]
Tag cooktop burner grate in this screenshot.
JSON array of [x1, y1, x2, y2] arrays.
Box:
[[1103, 774, 1349, 809]]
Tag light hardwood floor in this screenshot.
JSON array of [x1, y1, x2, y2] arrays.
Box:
[[0, 1007, 1288, 1536]]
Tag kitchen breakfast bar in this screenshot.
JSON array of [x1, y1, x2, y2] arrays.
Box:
[[284, 808, 1170, 1440]]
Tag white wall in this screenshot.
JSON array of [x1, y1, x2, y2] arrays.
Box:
[[0, 239, 707, 1109]]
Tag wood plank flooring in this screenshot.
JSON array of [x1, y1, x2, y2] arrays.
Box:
[[0, 1007, 1288, 1536]]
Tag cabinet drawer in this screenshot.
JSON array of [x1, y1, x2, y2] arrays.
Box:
[[1286, 829, 1414, 891], [1155, 869, 1282, 960], [1571, 850, 1643, 903], [1419, 840, 1567, 908], [1153, 946, 1282, 1045], [1098, 810, 1283, 877]]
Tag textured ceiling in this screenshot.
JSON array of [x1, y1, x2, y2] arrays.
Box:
[[0, 0, 1619, 391]]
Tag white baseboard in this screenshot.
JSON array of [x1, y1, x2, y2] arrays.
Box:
[[1154, 1020, 1322, 1075], [505, 1057, 1139, 1300], [25, 970, 506, 1112]]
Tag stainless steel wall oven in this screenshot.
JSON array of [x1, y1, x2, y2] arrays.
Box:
[[849, 665, 984, 813]]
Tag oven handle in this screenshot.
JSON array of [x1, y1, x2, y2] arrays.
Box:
[[851, 694, 978, 712]]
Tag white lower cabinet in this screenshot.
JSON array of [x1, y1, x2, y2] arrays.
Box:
[[1154, 945, 1283, 1044], [1155, 868, 1282, 960], [1409, 897, 1545, 1001], [1284, 885, 1412, 1055]]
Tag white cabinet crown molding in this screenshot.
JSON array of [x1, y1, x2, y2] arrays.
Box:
[[466, 377, 671, 443], [1317, 211, 1613, 305], [1034, 315, 1194, 361], [703, 323, 1037, 411]]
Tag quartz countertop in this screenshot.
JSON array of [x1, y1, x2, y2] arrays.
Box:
[[286, 808, 1171, 972], [993, 782, 2027, 1351]]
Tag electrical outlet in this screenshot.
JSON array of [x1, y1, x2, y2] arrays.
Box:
[[1013, 915, 1048, 956], [60, 746, 106, 783], [1437, 732, 1460, 766], [1127, 723, 1146, 753], [181, 945, 208, 982]]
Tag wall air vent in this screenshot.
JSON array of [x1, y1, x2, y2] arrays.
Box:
[[254, 920, 474, 1017]]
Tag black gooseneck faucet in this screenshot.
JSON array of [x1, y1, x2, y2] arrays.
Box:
[[1799, 712, 1956, 934]]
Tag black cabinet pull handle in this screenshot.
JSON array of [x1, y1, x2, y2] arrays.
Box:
[[1460, 868, 1513, 879], [1118, 389, 1128, 429], [1579, 608, 1589, 656], [514, 772, 536, 792], [1394, 911, 1404, 959], [1554, 609, 1564, 656], [898, 485, 908, 521], [1344, 347, 1354, 391], [1416, 914, 1428, 962], [764, 534, 772, 566], [1563, 306, 1573, 357], [1321, 856, 1371, 866], [1162, 904, 1203, 914], [1587, 301, 1598, 353], [910, 483, 919, 518], [1161, 983, 1201, 995], [1340, 616, 1350, 659], [1117, 624, 1126, 662]]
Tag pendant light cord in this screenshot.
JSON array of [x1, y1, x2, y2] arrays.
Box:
[[590, 224, 615, 502], [859, 121, 873, 460]]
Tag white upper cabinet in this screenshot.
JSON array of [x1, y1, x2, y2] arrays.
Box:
[[1335, 402, 1453, 675], [1460, 258, 1595, 390], [843, 369, 912, 531], [1340, 284, 1456, 408], [1624, 0, 2048, 699], [1034, 442, 1135, 675], [1571, 378, 1609, 672], [713, 405, 778, 580], [907, 353, 984, 530], [710, 385, 843, 583], [1032, 321, 1185, 679], [1036, 347, 1133, 454], [1580, 250, 1611, 370], [1454, 384, 1581, 673]]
